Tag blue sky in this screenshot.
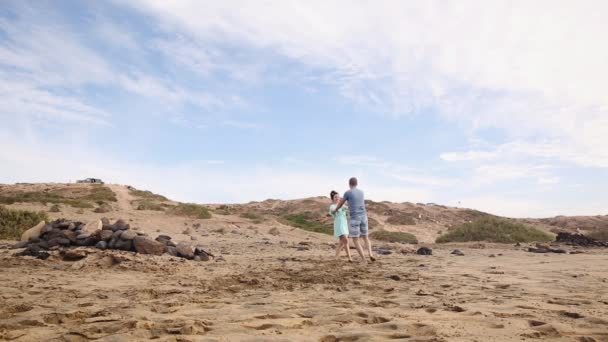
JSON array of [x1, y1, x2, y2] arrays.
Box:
[[1, 1, 607, 217]]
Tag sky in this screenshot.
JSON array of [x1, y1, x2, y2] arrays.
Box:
[[1, 1, 607, 218]]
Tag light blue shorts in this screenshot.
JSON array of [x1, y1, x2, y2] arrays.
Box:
[[349, 215, 368, 237]]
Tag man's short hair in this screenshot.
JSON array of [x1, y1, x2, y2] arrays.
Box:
[[349, 177, 358, 187]]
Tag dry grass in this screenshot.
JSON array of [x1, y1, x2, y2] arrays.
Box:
[[370, 229, 418, 243], [168, 203, 212, 219], [0, 206, 48, 240], [436, 217, 552, 243]]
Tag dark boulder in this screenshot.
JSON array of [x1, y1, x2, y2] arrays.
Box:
[[12, 241, 29, 249], [133, 236, 165, 255], [15, 245, 50, 260], [113, 219, 130, 231], [100, 230, 113, 241], [165, 246, 178, 257], [451, 249, 465, 256], [176, 242, 194, 259], [120, 230, 137, 240], [114, 239, 132, 251], [416, 247, 432, 255], [95, 241, 107, 250]]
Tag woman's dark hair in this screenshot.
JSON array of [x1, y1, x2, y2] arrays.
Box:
[[330, 190, 338, 200]]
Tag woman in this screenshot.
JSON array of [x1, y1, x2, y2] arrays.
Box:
[[329, 190, 353, 262]]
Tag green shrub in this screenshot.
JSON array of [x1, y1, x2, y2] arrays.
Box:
[[0, 185, 114, 208], [436, 217, 552, 243], [283, 214, 333, 235], [370, 229, 418, 243], [129, 189, 168, 201], [84, 185, 117, 202], [135, 200, 165, 211], [0, 206, 48, 240], [168, 203, 212, 219]]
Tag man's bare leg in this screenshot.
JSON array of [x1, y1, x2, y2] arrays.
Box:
[[351, 237, 366, 262], [362, 235, 376, 261]]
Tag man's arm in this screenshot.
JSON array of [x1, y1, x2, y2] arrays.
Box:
[[332, 198, 346, 214]]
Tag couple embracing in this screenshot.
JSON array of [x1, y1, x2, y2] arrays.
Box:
[[329, 177, 376, 263]]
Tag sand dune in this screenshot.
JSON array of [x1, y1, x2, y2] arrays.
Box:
[[1, 183, 607, 341]]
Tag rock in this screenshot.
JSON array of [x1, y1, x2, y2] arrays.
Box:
[[451, 249, 465, 256], [12, 241, 29, 249], [100, 230, 113, 241], [156, 234, 172, 242], [165, 246, 178, 256], [416, 247, 432, 255], [67, 223, 76, 231], [20, 221, 46, 242], [61, 230, 78, 243], [77, 234, 90, 240], [120, 230, 137, 240], [53, 220, 72, 229], [176, 242, 194, 259], [101, 218, 110, 225], [61, 249, 87, 261], [133, 236, 165, 255], [57, 238, 70, 246], [375, 249, 392, 255], [194, 246, 211, 261], [42, 224, 54, 234], [38, 240, 49, 250], [15, 245, 50, 260], [556, 232, 608, 247], [108, 237, 118, 249], [44, 228, 64, 241], [114, 239, 132, 251], [193, 255, 201, 261], [81, 220, 102, 235], [387, 275, 401, 281], [112, 230, 124, 239], [190, 236, 197, 241], [113, 219, 130, 231], [96, 241, 107, 250]]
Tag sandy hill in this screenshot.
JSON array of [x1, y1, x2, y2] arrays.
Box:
[[1, 182, 606, 244], [2, 182, 608, 341]]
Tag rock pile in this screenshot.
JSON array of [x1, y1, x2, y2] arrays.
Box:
[[556, 232, 608, 247], [13, 219, 213, 261]]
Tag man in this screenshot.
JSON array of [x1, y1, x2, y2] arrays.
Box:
[[333, 177, 376, 262]]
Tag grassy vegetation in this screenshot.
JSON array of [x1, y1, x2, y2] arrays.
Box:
[[283, 214, 333, 235], [168, 203, 212, 219], [240, 212, 264, 224], [129, 189, 168, 201], [436, 217, 552, 243], [214, 205, 235, 215], [0, 185, 116, 208], [370, 229, 418, 243], [0, 206, 48, 240], [386, 213, 416, 225], [135, 199, 165, 211], [49, 204, 61, 212], [589, 230, 608, 241]]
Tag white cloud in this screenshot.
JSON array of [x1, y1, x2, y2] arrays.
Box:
[[440, 151, 497, 162], [221, 120, 264, 130], [126, 0, 608, 168], [537, 177, 560, 185]]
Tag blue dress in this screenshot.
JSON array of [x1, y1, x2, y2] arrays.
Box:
[[329, 204, 349, 238]]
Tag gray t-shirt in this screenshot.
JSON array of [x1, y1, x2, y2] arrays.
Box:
[[343, 188, 366, 218]]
